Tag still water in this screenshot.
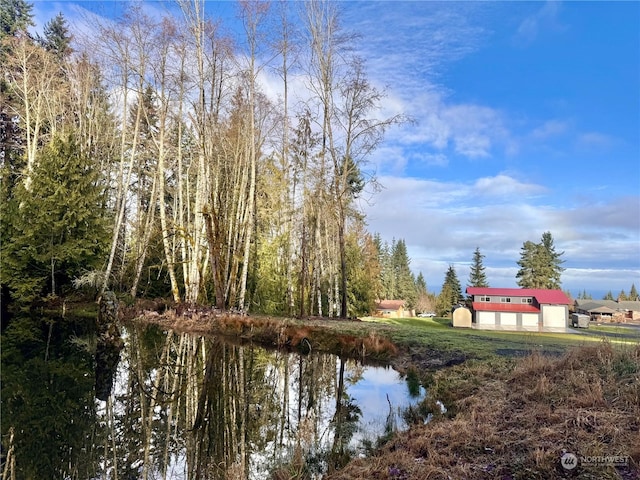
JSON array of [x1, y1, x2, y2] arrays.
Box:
[[1, 317, 423, 479]]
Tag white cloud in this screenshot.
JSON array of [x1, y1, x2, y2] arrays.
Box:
[[368, 145, 409, 175], [514, 1, 564, 46], [388, 91, 511, 163], [453, 133, 492, 159], [32, 1, 111, 42], [411, 152, 448, 168], [347, 2, 488, 91], [339, 2, 513, 167], [361, 175, 640, 295], [473, 174, 546, 197], [530, 119, 570, 140], [577, 132, 615, 150], [563, 268, 640, 298]]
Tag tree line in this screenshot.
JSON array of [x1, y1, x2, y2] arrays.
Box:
[[439, 232, 637, 316], [436, 231, 566, 316], [1, 0, 631, 318], [1, 0, 405, 318], [582, 285, 639, 302]]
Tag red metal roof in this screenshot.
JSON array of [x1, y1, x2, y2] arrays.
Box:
[[472, 302, 540, 313], [466, 287, 571, 305]]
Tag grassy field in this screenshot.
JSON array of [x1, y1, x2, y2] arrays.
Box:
[[135, 305, 640, 366], [361, 315, 640, 360], [588, 323, 640, 334]]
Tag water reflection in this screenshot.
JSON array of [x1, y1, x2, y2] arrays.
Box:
[[2, 320, 423, 479]]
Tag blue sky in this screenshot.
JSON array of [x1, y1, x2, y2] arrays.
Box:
[[32, 1, 640, 298], [341, 1, 640, 298]]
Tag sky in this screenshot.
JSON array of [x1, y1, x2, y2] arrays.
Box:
[[31, 0, 640, 299]]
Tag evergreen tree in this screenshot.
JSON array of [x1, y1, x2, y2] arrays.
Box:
[[415, 272, 427, 294], [468, 247, 489, 288], [345, 228, 380, 316], [392, 238, 416, 307], [579, 289, 592, 300], [38, 13, 72, 60], [372, 233, 385, 299], [540, 231, 564, 289], [515, 241, 541, 288], [618, 290, 627, 302], [0, 0, 34, 40], [516, 232, 564, 289], [373, 236, 418, 306], [340, 155, 365, 198], [2, 135, 108, 301], [375, 236, 394, 299], [630, 283, 638, 301], [604, 291, 614, 301], [437, 265, 463, 316]]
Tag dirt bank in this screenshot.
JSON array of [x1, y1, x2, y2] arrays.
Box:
[[130, 303, 468, 373]]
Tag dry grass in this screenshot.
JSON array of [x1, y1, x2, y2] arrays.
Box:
[[327, 342, 640, 480]]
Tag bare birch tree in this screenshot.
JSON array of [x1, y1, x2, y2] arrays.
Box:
[[4, 35, 68, 189], [303, 0, 349, 317], [90, 8, 150, 295], [304, 0, 402, 317], [179, 0, 234, 304]]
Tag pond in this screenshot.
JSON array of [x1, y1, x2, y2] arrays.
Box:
[[1, 314, 424, 479]]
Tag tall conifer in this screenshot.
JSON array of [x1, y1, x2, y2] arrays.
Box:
[[437, 265, 463, 315], [468, 247, 489, 288], [516, 232, 564, 289], [0, 0, 34, 40], [4, 135, 107, 300], [38, 13, 72, 60]]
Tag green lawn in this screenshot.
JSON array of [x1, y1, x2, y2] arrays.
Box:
[[587, 323, 640, 334], [360, 316, 639, 359]]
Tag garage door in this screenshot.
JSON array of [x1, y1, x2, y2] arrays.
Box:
[[477, 311, 496, 326], [522, 314, 539, 327], [542, 306, 567, 328], [499, 312, 517, 327]]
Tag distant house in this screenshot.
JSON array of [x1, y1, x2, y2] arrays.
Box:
[[465, 287, 572, 331], [374, 300, 414, 318], [574, 299, 640, 323]]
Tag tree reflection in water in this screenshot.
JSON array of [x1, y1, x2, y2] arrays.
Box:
[[1, 321, 422, 479]]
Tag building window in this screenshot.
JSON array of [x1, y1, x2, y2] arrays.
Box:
[[500, 297, 511, 303], [521, 298, 532, 304], [480, 296, 490, 302]]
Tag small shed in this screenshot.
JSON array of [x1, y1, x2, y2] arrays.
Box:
[[452, 307, 472, 328]]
